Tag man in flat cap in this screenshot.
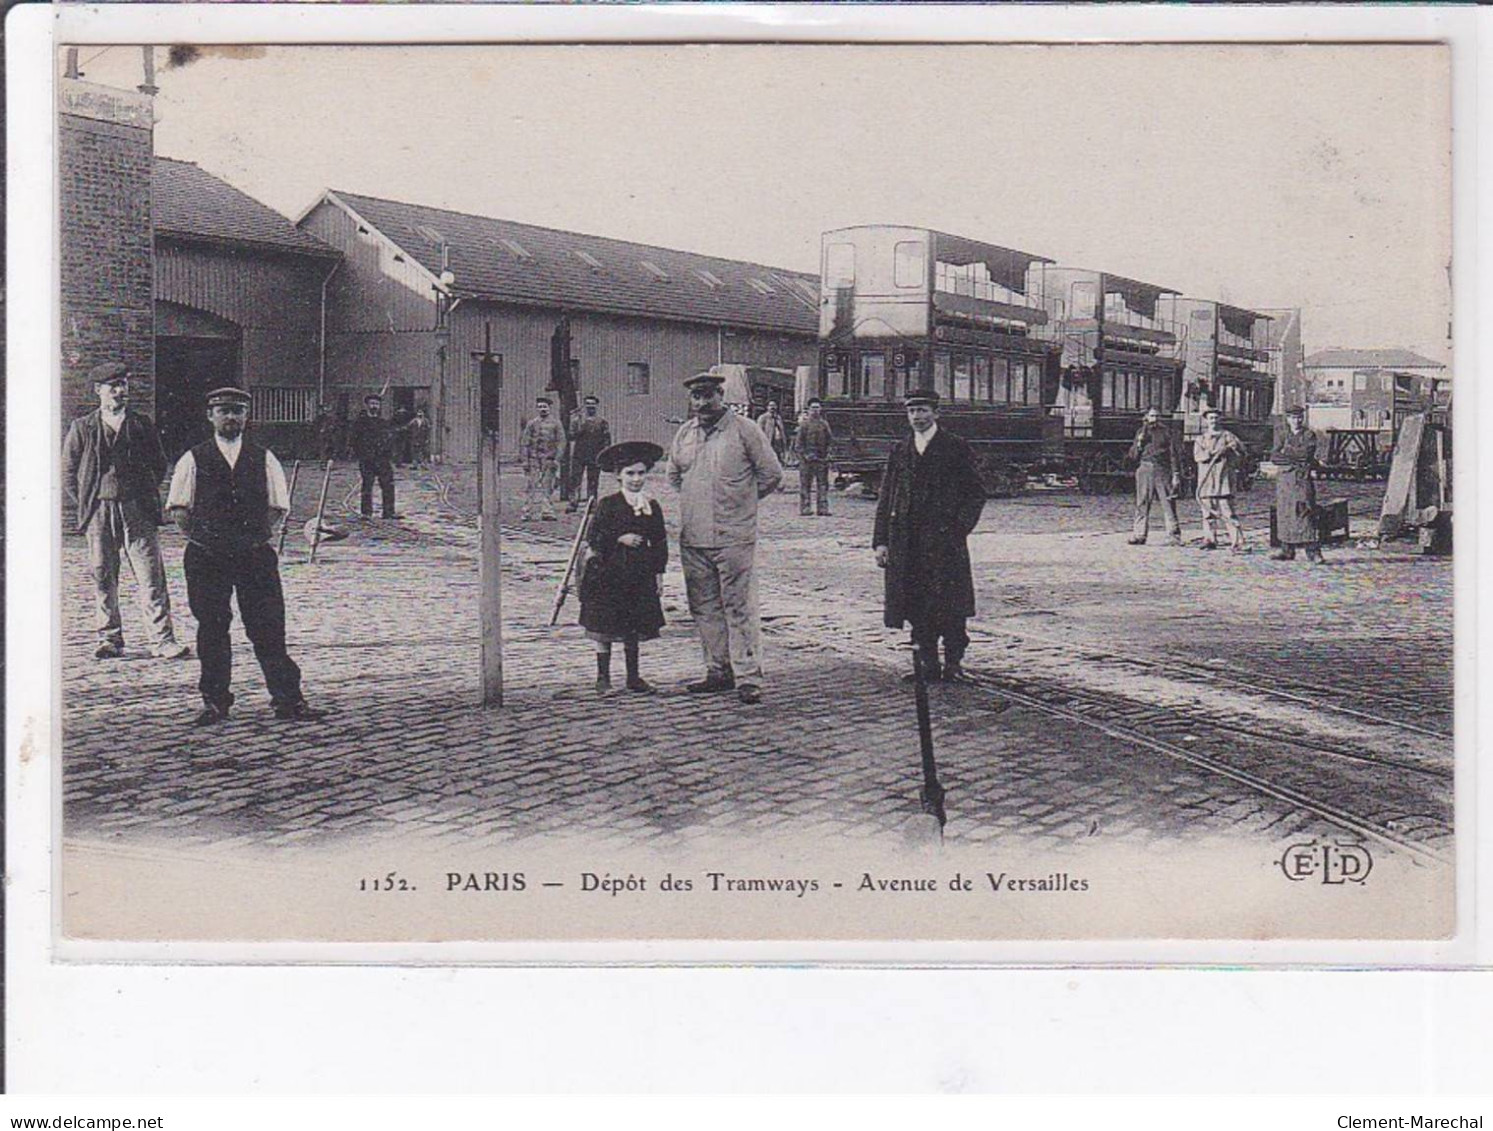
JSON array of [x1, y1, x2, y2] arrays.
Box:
[[1193, 406, 1247, 551], [668, 371, 783, 704], [520, 396, 566, 521], [792, 397, 835, 516], [1269, 405, 1325, 563], [1126, 406, 1185, 546], [873, 388, 987, 682], [166, 387, 325, 724], [62, 362, 190, 660], [566, 393, 612, 513], [349, 393, 399, 519]]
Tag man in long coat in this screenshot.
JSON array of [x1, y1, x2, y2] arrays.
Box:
[[873, 388, 987, 682], [1270, 405, 1324, 563]]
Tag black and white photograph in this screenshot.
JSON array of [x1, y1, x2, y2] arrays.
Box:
[[38, 36, 1460, 949]]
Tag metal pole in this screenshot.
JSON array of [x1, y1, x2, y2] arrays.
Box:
[[277, 459, 302, 555], [912, 645, 947, 834], [480, 431, 504, 706], [309, 460, 334, 563]]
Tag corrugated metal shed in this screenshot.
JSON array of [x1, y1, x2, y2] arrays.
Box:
[[155, 157, 337, 258], [318, 191, 820, 335]]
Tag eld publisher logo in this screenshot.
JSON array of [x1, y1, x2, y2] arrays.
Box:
[[1279, 839, 1374, 885]]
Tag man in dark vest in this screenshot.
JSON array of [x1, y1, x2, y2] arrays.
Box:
[[349, 392, 398, 519], [62, 361, 191, 660], [872, 388, 987, 682], [166, 387, 326, 725]]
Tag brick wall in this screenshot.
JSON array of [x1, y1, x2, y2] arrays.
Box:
[[58, 80, 155, 427]]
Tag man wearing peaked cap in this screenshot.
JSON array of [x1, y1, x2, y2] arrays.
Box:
[[1269, 404, 1325, 563], [567, 393, 612, 512], [520, 395, 566, 521], [873, 386, 986, 682], [349, 392, 400, 519], [166, 385, 326, 725], [668, 369, 782, 704], [62, 361, 190, 660]]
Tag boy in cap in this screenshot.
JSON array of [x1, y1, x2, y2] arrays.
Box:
[[792, 397, 834, 516], [166, 387, 325, 724], [62, 361, 190, 660], [520, 396, 567, 520], [1270, 405, 1325, 563], [349, 393, 398, 518], [668, 370, 783, 704], [873, 389, 987, 681], [1192, 406, 1247, 551], [566, 393, 612, 512]]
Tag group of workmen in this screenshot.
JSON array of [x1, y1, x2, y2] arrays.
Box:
[[65, 354, 1326, 725], [1128, 402, 1328, 562]]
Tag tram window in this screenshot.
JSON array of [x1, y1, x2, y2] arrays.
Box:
[[860, 353, 888, 400], [1028, 362, 1045, 405], [934, 351, 952, 398], [894, 242, 926, 288], [953, 355, 973, 402], [1009, 364, 1026, 406], [974, 356, 992, 402], [825, 354, 849, 398], [825, 243, 856, 288], [1071, 282, 1097, 319], [991, 357, 1010, 403], [1100, 369, 1115, 409]]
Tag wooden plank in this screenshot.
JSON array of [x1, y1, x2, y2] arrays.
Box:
[[480, 432, 504, 706], [1380, 411, 1425, 532]]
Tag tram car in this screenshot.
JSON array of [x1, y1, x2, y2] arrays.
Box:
[[815, 226, 1062, 495], [813, 225, 1280, 495]]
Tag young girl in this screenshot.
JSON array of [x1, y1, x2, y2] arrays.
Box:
[[577, 441, 668, 694]]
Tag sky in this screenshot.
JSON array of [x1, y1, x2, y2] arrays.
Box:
[[70, 43, 1451, 365]]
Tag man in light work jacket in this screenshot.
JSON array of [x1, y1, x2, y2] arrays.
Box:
[[668, 371, 783, 705], [873, 388, 987, 682], [61, 361, 190, 661], [166, 386, 325, 725]]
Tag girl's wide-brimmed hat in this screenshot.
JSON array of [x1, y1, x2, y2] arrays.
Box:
[[597, 440, 665, 473]]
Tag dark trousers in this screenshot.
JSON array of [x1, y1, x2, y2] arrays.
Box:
[[360, 460, 396, 517], [184, 542, 302, 710], [910, 612, 969, 671], [572, 461, 601, 500], [799, 459, 830, 514]]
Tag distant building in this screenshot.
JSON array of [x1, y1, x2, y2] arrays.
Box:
[[1303, 348, 1448, 432], [296, 191, 820, 460], [152, 157, 340, 457]]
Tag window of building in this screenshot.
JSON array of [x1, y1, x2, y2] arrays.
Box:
[[825, 243, 856, 288], [859, 353, 888, 400], [251, 387, 317, 424], [1355, 373, 1369, 391], [693, 268, 723, 289], [573, 249, 605, 270], [747, 278, 775, 296], [626, 362, 650, 395], [499, 237, 532, 260], [894, 241, 927, 288], [953, 355, 973, 402], [640, 260, 671, 282], [1071, 281, 1097, 319], [415, 224, 446, 245]]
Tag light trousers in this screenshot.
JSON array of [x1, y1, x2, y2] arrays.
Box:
[[680, 542, 763, 684], [86, 498, 179, 649]]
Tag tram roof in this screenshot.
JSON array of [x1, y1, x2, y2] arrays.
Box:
[[1216, 303, 1273, 337], [928, 230, 1054, 293]]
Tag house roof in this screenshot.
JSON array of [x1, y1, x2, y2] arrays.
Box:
[[154, 157, 338, 258], [1304, 348, 1445, 370], [319, 191, 820, 335]]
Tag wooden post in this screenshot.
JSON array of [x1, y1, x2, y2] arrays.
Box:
[[309, 460, 334, 563], [478, 339, 504, 707]]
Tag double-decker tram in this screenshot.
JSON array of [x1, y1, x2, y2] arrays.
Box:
[[815, 226, 1062, 494], [1041, 269, 1187, 489]]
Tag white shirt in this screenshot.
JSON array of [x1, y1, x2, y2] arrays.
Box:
[[167, 441, 290, 511], [913, 423, 939, 455], [100, 408, 125, 435]]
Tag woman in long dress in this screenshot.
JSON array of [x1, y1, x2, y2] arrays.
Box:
[[578, 441, 668, 694]]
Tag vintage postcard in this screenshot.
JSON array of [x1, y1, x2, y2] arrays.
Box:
[[33, 33, 1469, 959]]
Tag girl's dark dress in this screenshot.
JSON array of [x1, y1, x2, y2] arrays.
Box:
[[578, 490, 668, 643]]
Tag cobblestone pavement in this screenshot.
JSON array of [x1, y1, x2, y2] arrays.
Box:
[[61, 464, 1453, 859]]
